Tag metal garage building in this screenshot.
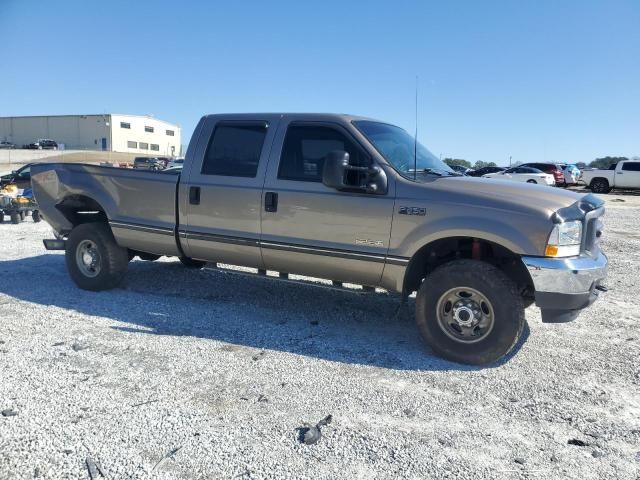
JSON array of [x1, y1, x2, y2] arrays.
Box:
[[0, 114, 182, 156]]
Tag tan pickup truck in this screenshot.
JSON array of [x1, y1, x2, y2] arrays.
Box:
[[31, 113, 608, 365]]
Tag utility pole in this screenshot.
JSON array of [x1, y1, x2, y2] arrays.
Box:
[[509, 155, 512, 167]]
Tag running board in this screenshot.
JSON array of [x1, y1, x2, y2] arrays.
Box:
[[202, 263, 386, 295]]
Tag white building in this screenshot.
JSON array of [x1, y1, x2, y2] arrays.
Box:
[[0, 114, 182, 156]]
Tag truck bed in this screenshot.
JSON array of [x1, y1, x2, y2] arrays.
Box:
[[31, 163, 181, 256]]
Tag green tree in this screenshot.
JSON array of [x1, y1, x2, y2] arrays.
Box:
[[472, 160, 497, 169], [575, 162, 587, 169], [443, 158, 472, 169], [588, 156, 628, 169]]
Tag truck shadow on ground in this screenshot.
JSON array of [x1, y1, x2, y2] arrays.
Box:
[[0, 254, 529, 371]]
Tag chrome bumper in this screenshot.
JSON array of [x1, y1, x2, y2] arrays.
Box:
[[522, 251, 608, 295], [521, 251, 608, 322]]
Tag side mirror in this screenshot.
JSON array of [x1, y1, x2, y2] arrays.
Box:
[[322, 151, 387, 194]]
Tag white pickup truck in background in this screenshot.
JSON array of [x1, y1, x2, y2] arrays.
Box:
[[581, 160, 640, 193]]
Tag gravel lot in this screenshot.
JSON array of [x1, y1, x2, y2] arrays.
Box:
[[1, 195, 639, 479]]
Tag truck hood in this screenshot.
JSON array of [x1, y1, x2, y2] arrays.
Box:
[[414, 175, 585, 217]]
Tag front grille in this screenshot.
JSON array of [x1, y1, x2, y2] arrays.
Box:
[[583, 209, 604, 254]]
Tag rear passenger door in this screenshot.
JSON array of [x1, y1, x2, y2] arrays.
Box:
[[180, 116, 280, 267], [260, 119, 395, 286]]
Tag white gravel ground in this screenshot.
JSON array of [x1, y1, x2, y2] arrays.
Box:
[[1, 195, 639, 479]]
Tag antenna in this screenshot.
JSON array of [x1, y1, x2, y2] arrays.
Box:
[[414, 76, 418, 180]]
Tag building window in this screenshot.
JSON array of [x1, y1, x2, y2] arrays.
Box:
[[139, 142, 149, 150], [201, 123, 267, 177], [150, 144, 159, 151], [120, 122, 131, 129], [145, 126, 154, 133], [166, 129, 175, 136], [127, 141, 138, 149]]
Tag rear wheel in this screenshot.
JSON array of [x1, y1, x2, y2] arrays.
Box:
[[19, 211, 26, 220], [416, 260, 525, 365], [65, 223, 128, 291], [32, 210, 41, 223], [590, 178, 610, 194], [10, 212, 20, 224], [179, 257, 206, 269]]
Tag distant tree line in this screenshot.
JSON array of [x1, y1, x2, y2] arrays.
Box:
[[443, 158, 497, 170], [587, 156, 628, 169]]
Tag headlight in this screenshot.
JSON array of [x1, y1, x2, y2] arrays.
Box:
[[546, 220, 582, 257]]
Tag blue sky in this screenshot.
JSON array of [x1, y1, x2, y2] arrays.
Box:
[[0, 0, 638, 165]]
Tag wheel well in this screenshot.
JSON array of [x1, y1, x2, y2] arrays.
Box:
[[403, 237, 534, 300], [589, 177, 608, 186], [56, 195, 108, 230]]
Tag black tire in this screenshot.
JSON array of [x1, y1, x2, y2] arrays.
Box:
[[65, 223, 128, 291], [179, 257, 206, 269], [526, 179, 537, 184], [590, 178, 610, 194], [416, 259, 525, 365], [19, 211, 26, 220], [32, 210, 41, 223], [10, 212, 20, 224], [138, 253, 161, 261]]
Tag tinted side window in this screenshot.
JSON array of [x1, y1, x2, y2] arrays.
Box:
[[202, 123, 267, 177], [278, 125, 369, 182], [622, 162, 640, 172]]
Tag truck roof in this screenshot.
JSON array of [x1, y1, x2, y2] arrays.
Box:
[[203, 113, 380, 122]]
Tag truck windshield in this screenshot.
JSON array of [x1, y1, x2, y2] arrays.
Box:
[[354, 121, 454, 177]]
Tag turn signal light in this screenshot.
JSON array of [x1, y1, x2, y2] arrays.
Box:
[[545, 245, 559, 257]]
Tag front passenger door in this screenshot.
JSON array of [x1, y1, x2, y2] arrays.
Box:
[[260, 120, 395, 286]]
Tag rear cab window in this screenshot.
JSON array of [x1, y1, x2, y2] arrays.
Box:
[[201, 123, 268, 177]]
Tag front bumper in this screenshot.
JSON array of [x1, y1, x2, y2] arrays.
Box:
[[521, 251, 608, 323]]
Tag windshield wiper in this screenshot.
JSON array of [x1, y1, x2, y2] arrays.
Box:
[[407, 168, 444, 177]]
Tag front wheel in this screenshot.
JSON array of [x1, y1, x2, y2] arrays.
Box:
[[416, 260, 525, 365], [65, 223, 129, 291], [526, 179, 537, 184]]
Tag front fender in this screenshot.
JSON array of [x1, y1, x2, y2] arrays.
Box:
[[391, 213, 551, 259]]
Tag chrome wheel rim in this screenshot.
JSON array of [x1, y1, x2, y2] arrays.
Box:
[[75, 240, 101, 278], [436, 287, 495, 343]]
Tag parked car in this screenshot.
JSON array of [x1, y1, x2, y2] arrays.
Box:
[[0, 141, 17, 149], [0, 164, 33, 190], [467, 166, 506, 177], [483, 166, 555, 185], [580, 160, 640, 193], [23, 139, 58, 150], [168, 158, 184, 169], [519, 163, 565, 186], [448, 164, 470, 175], [133, 157, 165, 171], [559, 163, 581, 185], [31, 113, 607, 366], [162, 166, 183, 175]]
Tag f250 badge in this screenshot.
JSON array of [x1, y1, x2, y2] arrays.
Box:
[[355, 238, 384, 247], [399, 206, 426, 216]]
